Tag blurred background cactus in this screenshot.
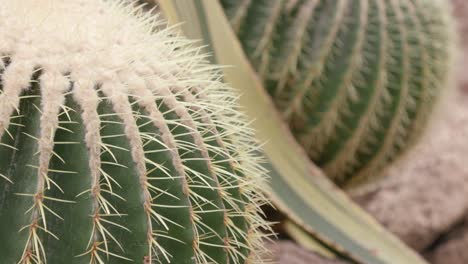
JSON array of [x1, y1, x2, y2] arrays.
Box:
[[0, 0, 271, 263], [221, 0, 456, 187]]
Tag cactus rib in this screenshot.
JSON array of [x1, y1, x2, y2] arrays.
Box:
[[221, 0, 253, 33], [237, 1, 283, 74], [319, 0, 389, 182], [267, 0, 319, 97], [346, 0, 415, 186], [277, 0, 348, 119], [297, 0, 370, 163]]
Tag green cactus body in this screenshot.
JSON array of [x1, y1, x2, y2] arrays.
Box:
[[221, 0, 455, 187], [0, 1, 271, 263]]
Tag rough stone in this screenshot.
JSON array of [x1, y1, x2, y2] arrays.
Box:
[[426, 216, 468, 264], [267, 241, 348, 264]]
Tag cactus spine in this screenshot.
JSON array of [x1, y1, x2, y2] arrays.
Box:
[[0, 1, 271, 263], [221, 0, 455, 187]]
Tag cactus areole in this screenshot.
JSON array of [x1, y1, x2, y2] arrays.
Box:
[[0, 0, 271, 263], [222, 0, 455, 187]]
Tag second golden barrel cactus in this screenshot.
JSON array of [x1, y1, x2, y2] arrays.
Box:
[[221, 0, 455, 187]]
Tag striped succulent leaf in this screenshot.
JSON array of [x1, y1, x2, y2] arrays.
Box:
[[221, 0, 455, 188], [0, 1, 271, 263], [160, 1, 431, 263]]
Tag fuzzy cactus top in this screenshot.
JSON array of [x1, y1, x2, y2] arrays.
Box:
[[0, 0, 271, 263]]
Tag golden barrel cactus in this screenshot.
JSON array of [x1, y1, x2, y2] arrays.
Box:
[[222, 0, 456, 187], [0, 0, 271, 263]]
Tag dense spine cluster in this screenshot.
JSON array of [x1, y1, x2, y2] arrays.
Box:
[[221, 0, 455, 187], [0, 1, 271, 263]]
